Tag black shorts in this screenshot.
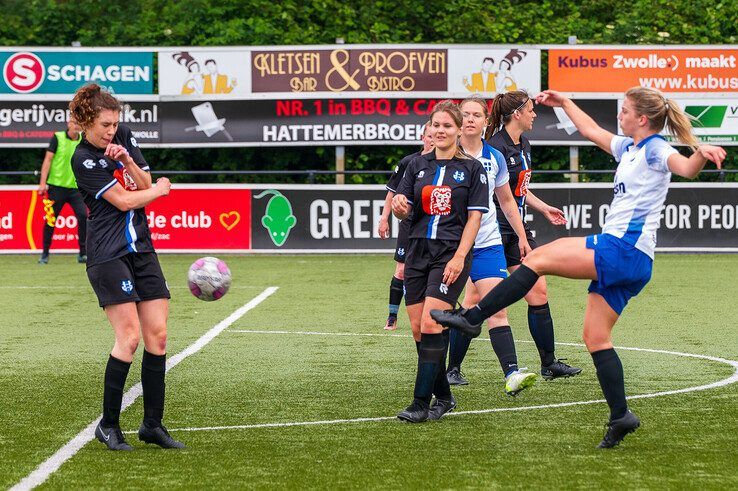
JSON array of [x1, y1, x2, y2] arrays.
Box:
[[393, 218, 411, 263], [403, 238, 471, 306], [501, 228, 538, 268], [87, 252, 170, 308]]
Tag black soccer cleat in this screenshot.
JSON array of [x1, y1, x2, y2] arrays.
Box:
[[138, 422, 186, 449], [446, 366, 469, 386], [95, 422, 133, 451], [38, 254, 49, 265], [541, 359, 583, 380], [77, 254, 87, 264], [430, 308, 483, 338], [397, 399, 430, 423], [598, 410, 641, 449], [428, 394, 456, 421]]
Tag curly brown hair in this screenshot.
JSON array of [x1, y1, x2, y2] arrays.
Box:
[[68, 84, 120, 128]]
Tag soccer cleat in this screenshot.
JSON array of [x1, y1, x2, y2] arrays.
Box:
[[95, 422, 133, 451], [598, 410, 641, 449], [504, 369, 537, 396], [446, 366, 469, 386], [138, 422, 186, 449], [38, 254, 49, 265], [541, 359, 583, 380], [383, 316, 397, 331], [397, 399, 429, 423], [428, 394, 456, 420], [77, 254, 87, 264], [430, 308, 483, 338]]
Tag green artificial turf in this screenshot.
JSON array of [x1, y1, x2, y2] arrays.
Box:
[[1, 254, 736, 489]]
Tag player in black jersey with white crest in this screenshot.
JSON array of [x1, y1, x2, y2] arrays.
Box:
[[487, 90, 581, 380], [70, 84, 184, 451], [377, 122, 434, 331], [392, 100, 489, 422]]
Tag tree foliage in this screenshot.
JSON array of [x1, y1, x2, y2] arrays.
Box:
[[0, 0, 736, 183]]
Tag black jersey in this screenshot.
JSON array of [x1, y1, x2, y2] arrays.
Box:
[[489, 128, 533, 234], [72, 125, 153, 267], [386, 151, 420, 193], [396, 151, 489, 241]]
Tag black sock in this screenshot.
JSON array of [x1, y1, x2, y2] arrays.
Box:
[[413, 333, 446, 404], [388, 276, 403, 317], [102, 355, 131, 427], [448, 327, 473, 371], [42, 224, 54, 255], [528, 303, 556, 366], [489, 326, 518, 377], [141, 350, 166, 428], [466, 265, 540, 325], [591, 348, 628, 420], [432, 330, 452, 399]]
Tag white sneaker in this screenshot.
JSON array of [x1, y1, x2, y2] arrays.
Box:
[[504, 369, 537, 396]]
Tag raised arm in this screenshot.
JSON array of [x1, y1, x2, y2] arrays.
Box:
[[667, 145, 726, 179], [536, 90, 615, 154]]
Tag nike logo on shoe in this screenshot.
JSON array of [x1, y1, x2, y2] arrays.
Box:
[[99, 427, 111, 441]]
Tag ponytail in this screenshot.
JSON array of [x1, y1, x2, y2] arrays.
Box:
[[625, 87, 699, 150]]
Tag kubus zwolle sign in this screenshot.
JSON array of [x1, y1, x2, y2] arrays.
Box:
[[1, 184, 736, 253], [549, 47, 738, 95], [157, 45, 540, 98], [0, 50, 154, 95]]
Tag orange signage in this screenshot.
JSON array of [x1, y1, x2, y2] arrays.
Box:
[[549, 48, 738, 93]]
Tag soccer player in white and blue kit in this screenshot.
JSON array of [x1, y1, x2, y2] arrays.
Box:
[[431, 87, 726, 448]]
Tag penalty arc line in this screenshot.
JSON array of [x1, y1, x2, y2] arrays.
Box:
[[10, 287, 279, 491]]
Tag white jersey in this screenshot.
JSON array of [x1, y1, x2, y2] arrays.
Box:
[[474, 139, 510, 248], [605, 134, 677, 259]]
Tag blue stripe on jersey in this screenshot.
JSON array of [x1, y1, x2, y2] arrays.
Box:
[[95, 179, 118, 199], [622, 210, 648, 246], [426, 165, 445, 239], [124, 210, 138, 253]]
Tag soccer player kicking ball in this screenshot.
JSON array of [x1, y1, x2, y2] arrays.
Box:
[[431, 87, 726, 448]]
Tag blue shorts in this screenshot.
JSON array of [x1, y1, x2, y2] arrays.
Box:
[[469, 245, 508, 283], [585, 233, 653, 315]]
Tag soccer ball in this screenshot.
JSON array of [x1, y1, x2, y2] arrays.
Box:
[[188, 257, 232, 301]]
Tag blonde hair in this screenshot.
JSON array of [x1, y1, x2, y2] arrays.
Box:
[[625, 86, 699, 150], [429, 100, 469, 159], [69, 84, 120, 128]]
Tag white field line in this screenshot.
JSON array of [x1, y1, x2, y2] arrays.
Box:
[[159, 328, 738, 434], [10, 287, 279, 491]]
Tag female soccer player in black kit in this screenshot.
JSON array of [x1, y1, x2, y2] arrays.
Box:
[[392, 100, 489, 422], [70, 84, 184, 450], [488, 91, 580, 379]]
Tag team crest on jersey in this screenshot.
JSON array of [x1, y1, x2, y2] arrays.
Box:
[[397, 248, 405, 257], [417, 170, 425, 179], [515, 169, 532, 197], [98, 159, 108, 169], [422, 185, 452, 216], [509, 156, 516, 167], [452, 170, 465, 182], [114, 168, 137, 191], [121, 280, 134, 294]]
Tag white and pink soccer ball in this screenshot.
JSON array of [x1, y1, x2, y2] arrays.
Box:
[[187, 257, 232, 301]]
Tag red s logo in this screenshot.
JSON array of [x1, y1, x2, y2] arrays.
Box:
[[515, 169, 532, 197]]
